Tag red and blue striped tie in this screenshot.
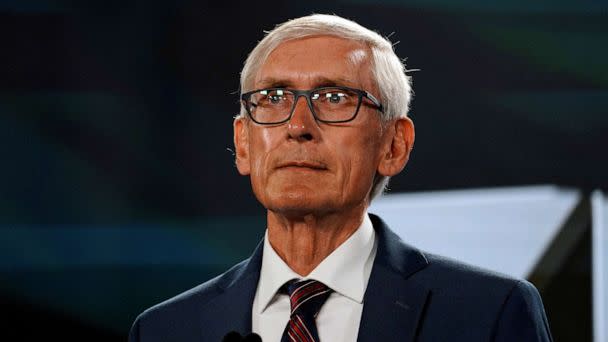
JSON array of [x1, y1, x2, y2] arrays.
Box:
[[281, 279, 333, 342]]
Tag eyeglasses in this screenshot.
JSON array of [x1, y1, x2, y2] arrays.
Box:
[[241, 86, 384, 125]]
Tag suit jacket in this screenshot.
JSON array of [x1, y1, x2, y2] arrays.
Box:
[[129, 214, 553, 341]]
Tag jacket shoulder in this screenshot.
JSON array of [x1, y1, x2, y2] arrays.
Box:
[[418, 252, 545, 320], [150, 258, 248, 314], [129, 258, 250, 341], [421, 252, 522, 290]]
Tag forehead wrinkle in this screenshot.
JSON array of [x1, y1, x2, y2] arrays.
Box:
[[261, 75, 361, 88]]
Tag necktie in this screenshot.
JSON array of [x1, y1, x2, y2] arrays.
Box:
[[281, 279, 333, 342]]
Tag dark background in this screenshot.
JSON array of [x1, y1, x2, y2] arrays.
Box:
[[1, 0, 606, 340]]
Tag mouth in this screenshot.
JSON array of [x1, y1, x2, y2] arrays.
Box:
[[277, 161, 328, 171]]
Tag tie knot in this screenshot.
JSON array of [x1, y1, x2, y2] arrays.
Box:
[[284, 279, 332, 317]]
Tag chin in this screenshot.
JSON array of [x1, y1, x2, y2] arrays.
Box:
[[262, 188, 334, 215]]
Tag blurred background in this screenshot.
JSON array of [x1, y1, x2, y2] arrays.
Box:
[[1, 0, 606, 341]]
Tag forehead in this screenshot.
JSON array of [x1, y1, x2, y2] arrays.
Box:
[[255, 36, 375, 90]]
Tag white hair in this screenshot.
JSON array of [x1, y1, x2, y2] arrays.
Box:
[[238, 14, 413, 199]]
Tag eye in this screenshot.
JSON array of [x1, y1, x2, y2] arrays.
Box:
[[269, 95, 282, 104], [326, 92, 346, 103], [260, 89, 287, 104]]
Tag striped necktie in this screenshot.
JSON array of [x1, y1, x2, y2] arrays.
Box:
[[281, 279, 333, 342]]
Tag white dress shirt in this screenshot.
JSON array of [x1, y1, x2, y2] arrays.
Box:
[[252, 213, 378, 342]]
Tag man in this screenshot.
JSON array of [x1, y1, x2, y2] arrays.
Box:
[[129, 14, 553, 341]]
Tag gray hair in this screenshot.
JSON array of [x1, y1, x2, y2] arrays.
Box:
[[238, 14, 413, 199]]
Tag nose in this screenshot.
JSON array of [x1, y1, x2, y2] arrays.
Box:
[[286, 95, 319, 141]]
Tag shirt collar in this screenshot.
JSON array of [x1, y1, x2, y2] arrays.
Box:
[[256, 213, 376, 313]]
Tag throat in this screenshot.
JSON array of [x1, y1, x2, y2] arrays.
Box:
[[266, 209, 365, 276]]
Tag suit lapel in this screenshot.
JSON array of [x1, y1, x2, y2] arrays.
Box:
[[357, 214, 430, 342], [203, 239, 264, 339]]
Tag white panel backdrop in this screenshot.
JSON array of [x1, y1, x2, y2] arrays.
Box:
[[370, 185, 580, 278], [592, 190, 607, 342]]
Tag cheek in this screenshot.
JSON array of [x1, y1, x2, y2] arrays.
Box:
[[338, 132, 382, 188], [249, 128, 281, 182], [260, 128, 276, 147]]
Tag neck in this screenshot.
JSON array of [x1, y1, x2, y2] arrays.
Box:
[[266, 204, 367, 276]]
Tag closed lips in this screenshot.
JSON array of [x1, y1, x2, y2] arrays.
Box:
[[278, 161, 327, 170]]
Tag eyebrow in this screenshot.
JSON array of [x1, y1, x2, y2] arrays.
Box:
[[256, 76, 358, 89]]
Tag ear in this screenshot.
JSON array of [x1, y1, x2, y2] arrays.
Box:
[[233, 117, 251, 175], [377, 117, 415, 177]]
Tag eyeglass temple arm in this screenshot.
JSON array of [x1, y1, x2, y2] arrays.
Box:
[[365, 91, 384, 112]]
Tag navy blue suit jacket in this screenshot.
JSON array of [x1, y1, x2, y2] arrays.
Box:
[[129, 214, 553, 341]]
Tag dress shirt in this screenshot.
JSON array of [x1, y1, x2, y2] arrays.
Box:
[[252, 213, 378, 342]]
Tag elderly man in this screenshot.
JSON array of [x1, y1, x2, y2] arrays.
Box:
[[129, 14, 552, 342]]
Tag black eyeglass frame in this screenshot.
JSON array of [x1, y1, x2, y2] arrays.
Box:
[[240, 86, 384, 125]]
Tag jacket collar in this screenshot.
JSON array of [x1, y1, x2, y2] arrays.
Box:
[[357, 213, 430, 342], [205, 239, 264, 338], [212, 213, 430, 341], [368, 213, 428, 278]]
